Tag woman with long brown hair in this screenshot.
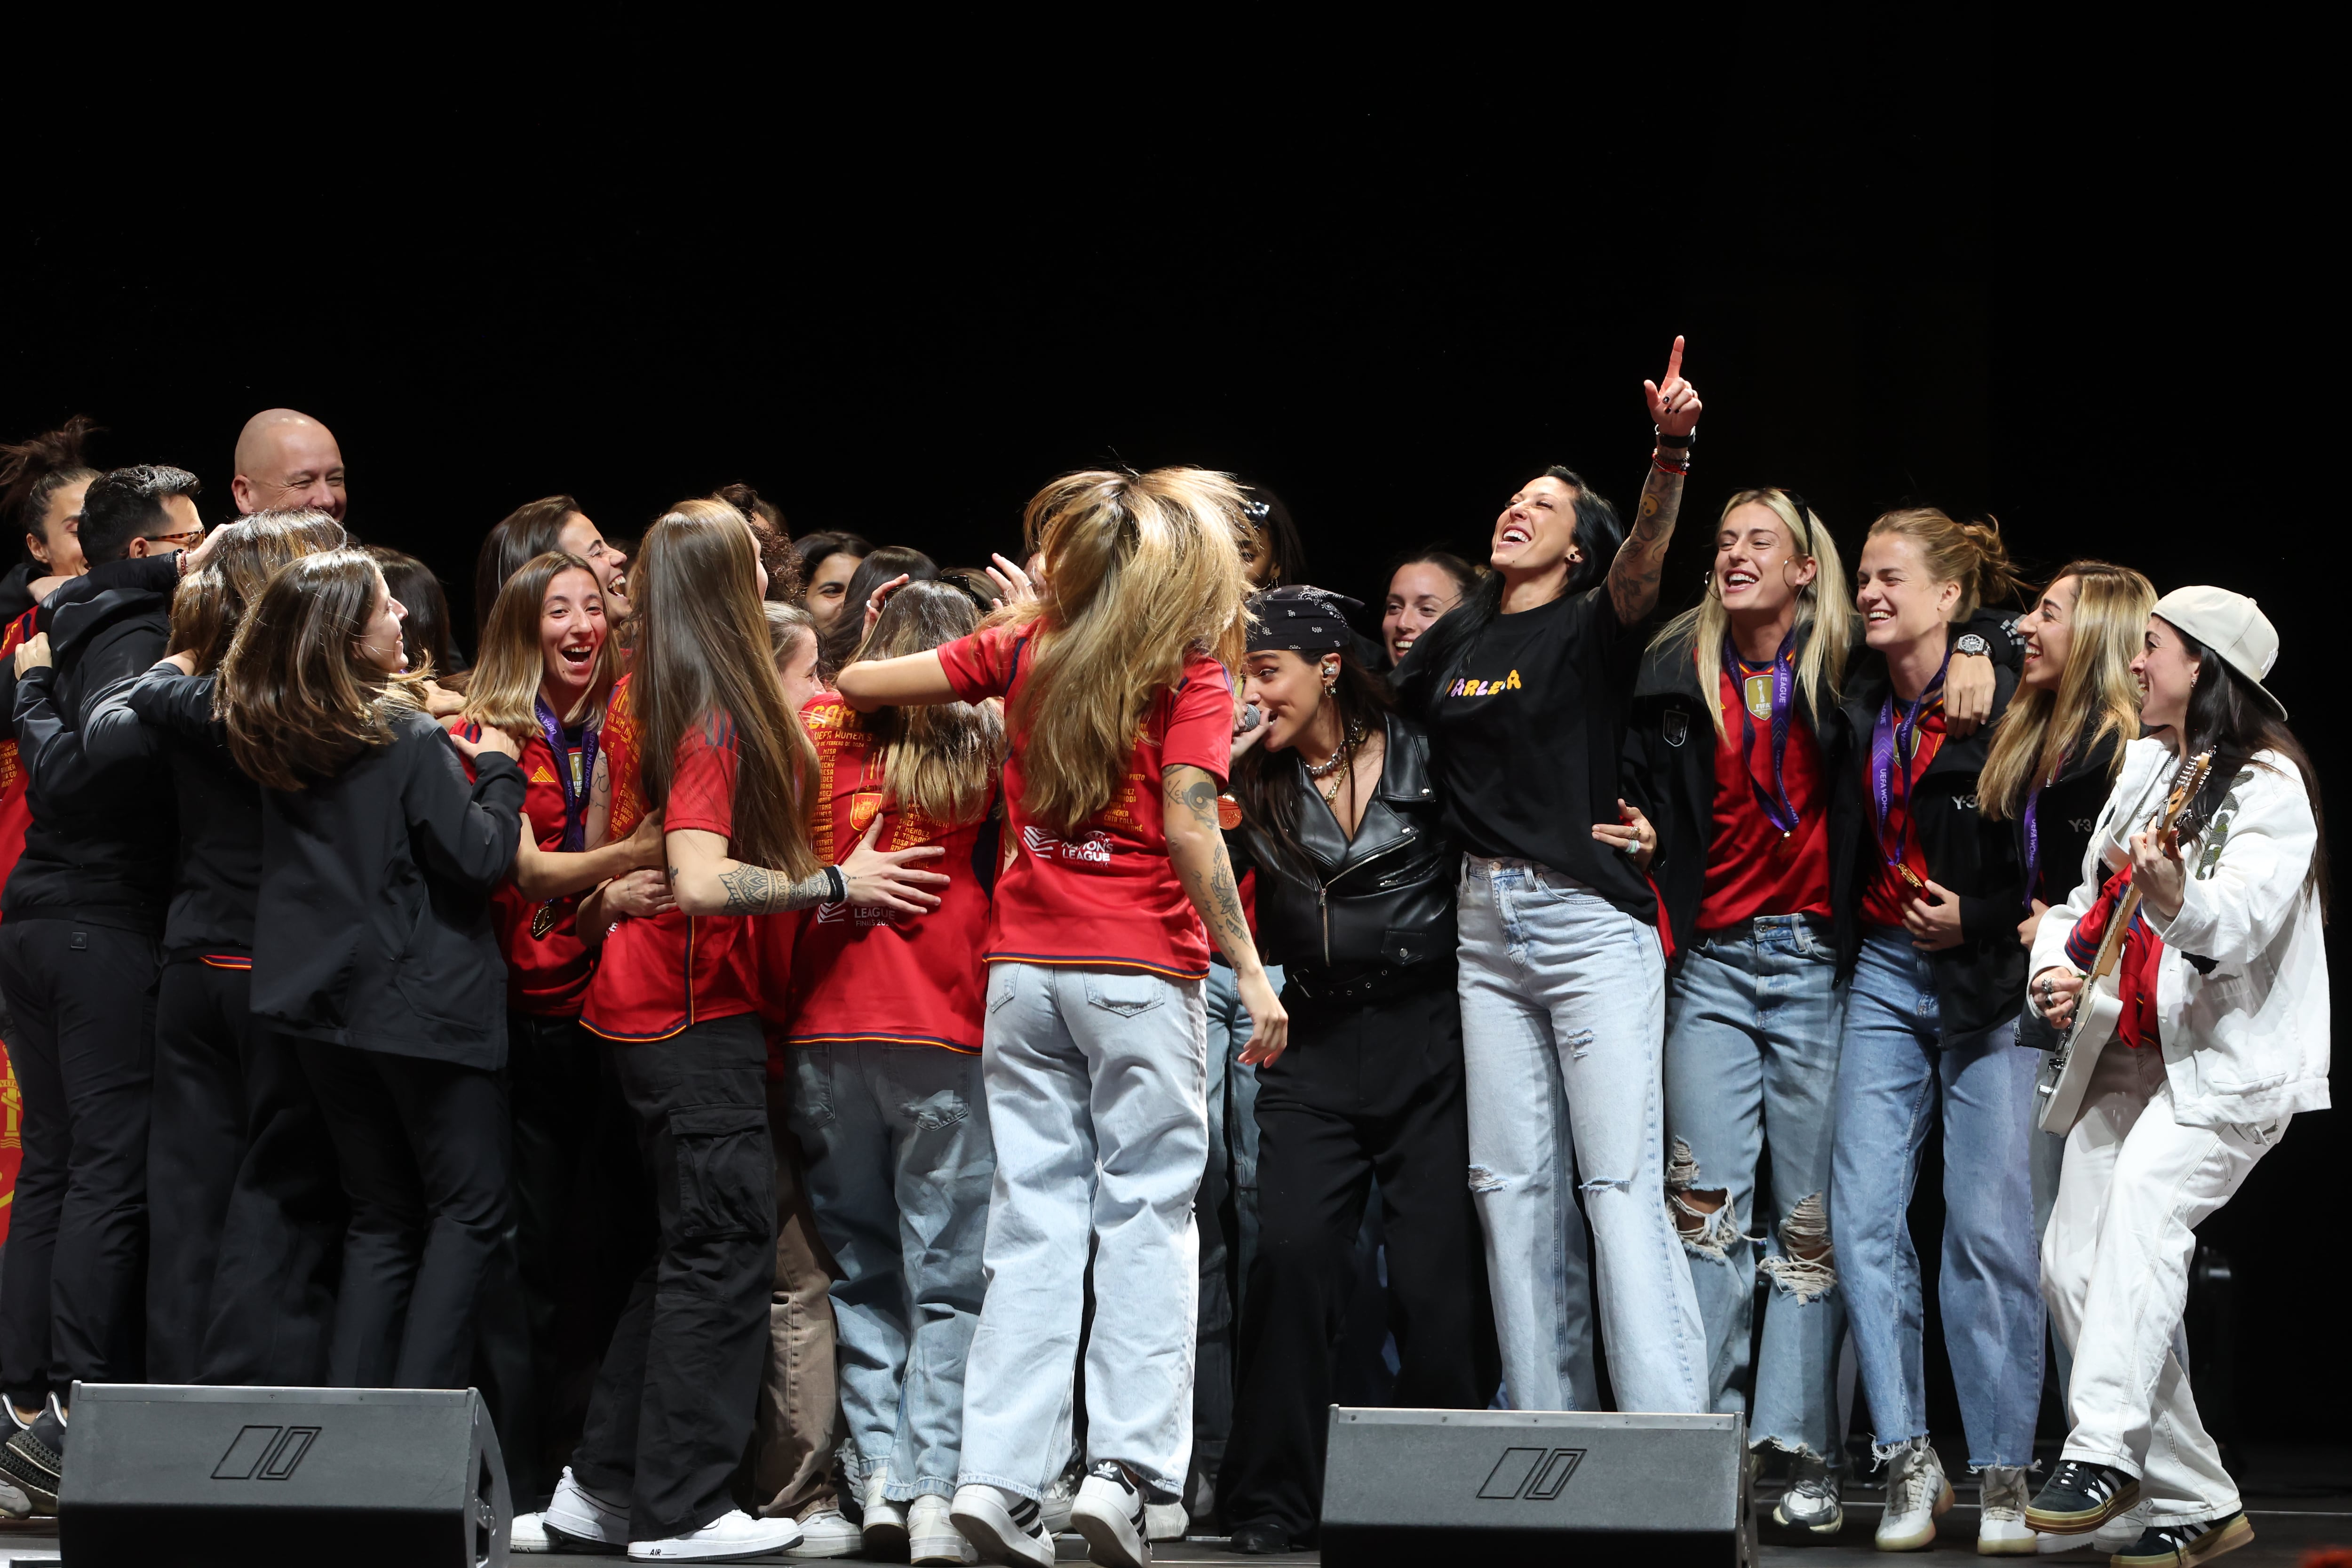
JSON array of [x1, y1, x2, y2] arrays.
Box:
[[99, 513, 351, 1389], [533, 501, 942, 1563], [217, 549, 525, 1400], [837, 466, 1284, 1568], [785, 579, 1003, 1563]]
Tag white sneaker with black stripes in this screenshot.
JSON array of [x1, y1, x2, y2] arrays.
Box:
[[1072, 1461, 1151, 1568], [950, 1484, 1057, 1568]]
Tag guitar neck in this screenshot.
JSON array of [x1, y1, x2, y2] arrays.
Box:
[[2087, 885, 2145, 980]]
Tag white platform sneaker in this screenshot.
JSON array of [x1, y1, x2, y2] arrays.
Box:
[[787, 1503, 863, 1558], [861, 1472, 910, 1559], [909, 1493, 979, 1564], [950, 1483, 1057, 1568], [626, 1508, 802, 1561], [1978, 1465, 2038, 1555], [1876, 1437, 1955, 1552]]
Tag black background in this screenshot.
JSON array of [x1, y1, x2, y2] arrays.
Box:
[[4, 16, 2335, 1443]]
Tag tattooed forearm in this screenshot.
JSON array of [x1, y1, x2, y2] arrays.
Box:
[[1165, 768, 1258, 965], [716, 862, 836, 914], [1608, 465, 1683, 625]]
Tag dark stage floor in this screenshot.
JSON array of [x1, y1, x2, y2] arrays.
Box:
[[3, 1447, 2344, 1565]]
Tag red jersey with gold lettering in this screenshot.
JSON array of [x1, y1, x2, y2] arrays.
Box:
[[784, 695, 995, 1052], [580, 705, 762, 1041], [935, 623, 1231, 979]]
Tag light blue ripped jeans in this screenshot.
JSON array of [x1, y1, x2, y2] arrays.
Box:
[[957, 963, 1208, 1502], [1662, 918, 1845, 1458], [1456, 856, 1705, 1415], [791, 1043, 993, 1502]]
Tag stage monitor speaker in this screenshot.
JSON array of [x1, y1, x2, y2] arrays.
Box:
[[1320, 1406, 1754, 1567], [58, 1382, 511, 1568]]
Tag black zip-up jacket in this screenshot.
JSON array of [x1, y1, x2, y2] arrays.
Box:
[[2013, 725, 2126, 911], [254, 709, 524, 1068], [1227, 711, 1458, 1003], [1623, 608, 2023, 949], [2, 555, 179, 931], [109, 668, 263, 961], [1828, 627, 2025, 1039]]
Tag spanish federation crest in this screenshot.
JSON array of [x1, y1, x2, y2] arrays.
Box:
[[1662, 709, 1689, 748]]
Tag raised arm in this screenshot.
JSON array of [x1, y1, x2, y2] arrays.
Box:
[[1608, 334, 1703, 626], [1163, 762, 1289, 1066], [836, 649, 957, 714]]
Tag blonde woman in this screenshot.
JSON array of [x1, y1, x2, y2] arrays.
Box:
[[837, 467, 1283, 1568], [1615, 491, 2002, 1539], [1828, 509, 2040, 1552]]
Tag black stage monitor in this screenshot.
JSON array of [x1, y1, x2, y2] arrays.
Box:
[[59, 1383, 510, 1568], [1321, 1406, 1753, 1566]]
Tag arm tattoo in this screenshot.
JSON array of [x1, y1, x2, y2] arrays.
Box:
[[1166, 771, 1254, 960], [716, 862, 836, 914], [1608, 466, 1684, 625]]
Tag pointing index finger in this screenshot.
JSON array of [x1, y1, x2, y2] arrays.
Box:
[[1665, 334, 1685, 384]]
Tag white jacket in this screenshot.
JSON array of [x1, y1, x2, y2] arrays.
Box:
[[2030, 736, 2331, 1130]]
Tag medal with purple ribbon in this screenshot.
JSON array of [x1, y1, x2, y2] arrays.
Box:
[[1869, 650, 1949, 894], [1728, 630, 1800, 836]]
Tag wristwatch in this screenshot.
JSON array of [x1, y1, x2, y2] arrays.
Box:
[[1953, 632, 1991, 658]]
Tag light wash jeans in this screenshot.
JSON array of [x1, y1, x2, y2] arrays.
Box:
[[790, 1043, 993, 1502], [1456, 856, 1704, 1415], [1662, 917, 1845, 1459], [1194, 959, 1279, 1486], [1832, 928, 2042, 1467], [958, 963, 1208, 1502], [2042, 1041, 2276, 1525]]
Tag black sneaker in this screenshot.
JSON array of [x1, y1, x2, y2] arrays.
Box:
[[0, 1397, 65, 1517], [2023, 1457, 2140, 1534], [2112, 1509, 2254, 1566], [1071, 1461, 1150, 1568]]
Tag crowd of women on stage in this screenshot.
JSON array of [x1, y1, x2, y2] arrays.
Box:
[[0, 337, 2321, 1568]]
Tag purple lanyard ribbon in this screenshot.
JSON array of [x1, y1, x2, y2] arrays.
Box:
[[2022, 776, 2047, 909], [1727, 631, 1800, 835], [534, 697, 600, 853], [1868, 651, 1950, 876]]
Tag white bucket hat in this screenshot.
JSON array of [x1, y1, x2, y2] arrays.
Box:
[[2151, 585, 2286, 720]]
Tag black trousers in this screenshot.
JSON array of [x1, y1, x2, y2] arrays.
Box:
[[573, 1015, 776, 1543], [475, 1011, 650, 1506], [0, 919, 156, 1401], [301, 1042, 509, 1391], [1217, 980, 1500, 1542], [146, 960, 344, 1385]]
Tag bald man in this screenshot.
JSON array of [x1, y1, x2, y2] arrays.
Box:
[[230, 409, 347, 520]]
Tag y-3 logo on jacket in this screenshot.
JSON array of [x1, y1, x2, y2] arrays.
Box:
[[1447, 670, 1523, 698]]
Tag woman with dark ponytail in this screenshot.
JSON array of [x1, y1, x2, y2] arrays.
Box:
[[2023, 589, 2325, 1565]]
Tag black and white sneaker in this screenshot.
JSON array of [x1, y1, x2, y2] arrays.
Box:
[[0, 1395, 66, 1517], [2112, 1509, 2254, 1566], [2024, 1458, 2141, 1535], [950, 1484, 1056, 1568], [1071, 1462, 1150, 1568]]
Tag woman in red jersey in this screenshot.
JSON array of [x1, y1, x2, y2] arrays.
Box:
[[788, 580, 1001, 1564], [837, 467, 1285, 1568], [526, 501, 943, 1563]]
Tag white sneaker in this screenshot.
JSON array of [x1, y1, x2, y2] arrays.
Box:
[[1875, 1438, 1954, 1552], [511, 1511, 553, 1552], [1071, 1463, 1150, 1568], [787, 1505, 862, 1558], [543, 1467, 633, 1554], [626, 1508, 802, 1560], [1041, 1466, 1078, 1534], [862, 1471, 909, 1557], [1772, 1452, 1844, 1539], [950, 1484, 1057, 1568], [1978, 1465, 2037, 1555], [909, 1493, 978, 1564], [1144, 1500, 1187, 1542]]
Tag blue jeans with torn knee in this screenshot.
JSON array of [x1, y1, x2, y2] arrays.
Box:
[[1832, 928, 2042, 1468], [1455, 856, 1705, 1414], [1662, 917, 1845, 1458]]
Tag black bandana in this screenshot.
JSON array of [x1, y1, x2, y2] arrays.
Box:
[[1246, 584, 1361, 654]]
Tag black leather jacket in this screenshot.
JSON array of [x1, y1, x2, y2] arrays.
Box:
[[1229, 711, 1459, 1003]]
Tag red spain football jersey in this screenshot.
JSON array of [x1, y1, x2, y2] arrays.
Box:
[[935, 623, 1231, 979], [783, 696, 994, 1053], [456, 721, 598, 1017], [1694, 661, 1834, 932]]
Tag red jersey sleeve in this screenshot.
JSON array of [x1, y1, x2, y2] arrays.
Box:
[[666, 718, 739, 839], [936, 624, 1022, 706], [1161, 653, 1235, 788]]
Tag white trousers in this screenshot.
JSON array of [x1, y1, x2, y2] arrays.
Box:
[[2040, 1041, 2284, 1525]]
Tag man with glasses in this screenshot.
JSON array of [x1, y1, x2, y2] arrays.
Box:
[[230, 409, 346, 521], [0, 463, 204, 1512]]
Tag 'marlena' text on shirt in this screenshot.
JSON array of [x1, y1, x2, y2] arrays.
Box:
[[1446, 670, 1524, 698]]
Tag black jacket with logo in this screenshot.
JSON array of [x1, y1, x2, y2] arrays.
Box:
[[1828, 629, 2026, 1039], [1227, 711, 1459, 1003], [1622, 608, 2022, 955]]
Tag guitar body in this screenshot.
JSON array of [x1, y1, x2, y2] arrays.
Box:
[[2037, 977, 2126, 1133]]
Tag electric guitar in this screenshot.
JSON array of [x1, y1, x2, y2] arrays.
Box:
[[2035, 750, 2211, 1134]]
